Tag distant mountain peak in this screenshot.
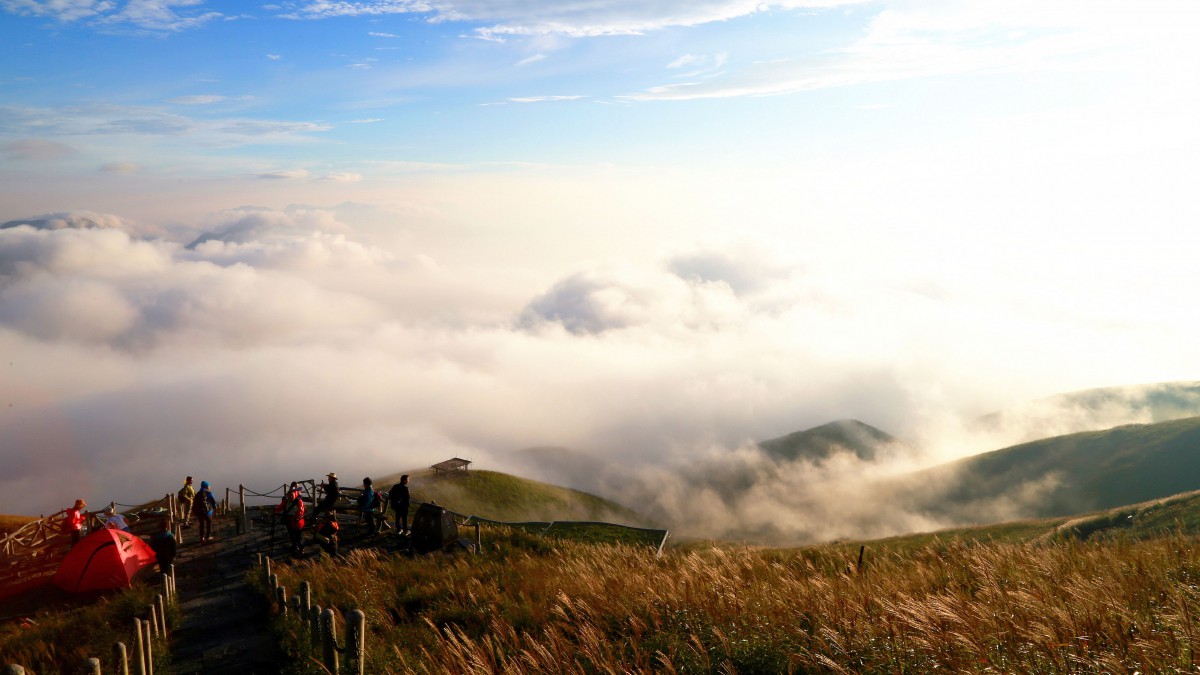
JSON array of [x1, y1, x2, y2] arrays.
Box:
[[758, 419, 902, 463]]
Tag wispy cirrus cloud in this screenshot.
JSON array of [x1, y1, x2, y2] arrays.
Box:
[[168, 95, 231, 105], [509, 95, 585, 103], [255, 169, 311, 180], [1, 0, 221, 31], [624, 3, 1156, 101], [276, 0, 866, 37]]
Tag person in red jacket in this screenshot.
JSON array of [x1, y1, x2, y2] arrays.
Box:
[[62, 499, 87, 547], [275, 482, 306, 555]]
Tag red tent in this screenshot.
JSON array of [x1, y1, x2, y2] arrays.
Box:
[[52, 528, 157, 593]]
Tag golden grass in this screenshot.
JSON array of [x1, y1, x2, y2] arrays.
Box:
[[0, 514, 37, 538], [262, 529, 1200, 673]]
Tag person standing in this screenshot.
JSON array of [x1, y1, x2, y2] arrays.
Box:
[[388, 475, 411, 536], [275, 482, 306, 555], [357, 477, 379, 536], [148, 519, 177, 575], [177, 476, 195, 526], [193, 480, 217, 542], [62, 499, 86, 547], [313, 472, 340, 518]]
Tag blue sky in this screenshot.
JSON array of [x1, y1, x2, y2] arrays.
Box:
[[2, 1, 1200, 537]]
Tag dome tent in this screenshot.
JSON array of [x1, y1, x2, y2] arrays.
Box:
[[53, 528, 157, 593]]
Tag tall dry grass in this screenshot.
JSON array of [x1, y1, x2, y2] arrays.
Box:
[[264, 529, 1200, 673]]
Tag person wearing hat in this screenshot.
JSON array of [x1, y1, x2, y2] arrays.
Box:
[[103, 505, 132, 532], [192, 480, 217, 542], [313, 471, 340, 519], [63, 499, 87, 547]]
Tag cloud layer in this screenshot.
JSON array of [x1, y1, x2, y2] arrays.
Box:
[[3, 205, 1193, 539]]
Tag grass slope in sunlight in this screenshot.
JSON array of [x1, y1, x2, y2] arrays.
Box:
[[374, 469, 644, 525], [263, 524, 1200, 674]]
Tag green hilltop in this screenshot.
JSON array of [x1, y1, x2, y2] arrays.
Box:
[[757, 418, 904, 462], [371, 468, 645, 526]]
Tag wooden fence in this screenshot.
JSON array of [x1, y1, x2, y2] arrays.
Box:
[[260, 554, 367, 675]]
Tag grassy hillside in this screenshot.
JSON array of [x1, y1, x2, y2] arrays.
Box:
[[914, 415, 1200, 519], [371, 469, 645, 525], [262, 499, 1200, 673], [757, 418, 903, 462]]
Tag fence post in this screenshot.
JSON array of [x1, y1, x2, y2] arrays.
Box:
[[311, 604, 323, 651], [168, 563, 176, 599], [114, 641, 130, 675], [133, 619, 146, 675], [347, 609, 366, 675], [475, 522, 481, 555], [156, 593, 168, 635], [301, 580, 312, 640], [322, 608, 339, 674], [2, 666, 27, 674], [142, 619, 154, 675], [84, 658, 101, 675], [276, 584, 287, 616], [240, 484, 247, 534], [147, 603, 159, 639]]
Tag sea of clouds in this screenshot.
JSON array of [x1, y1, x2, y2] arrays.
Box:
[[1, 207, 1195, 542]]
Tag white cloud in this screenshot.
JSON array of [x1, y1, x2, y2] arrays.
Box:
[[508, 95, 585, 103], [2, 0, 222, 31], [277, 0, 866, 37], [168, 95, 229, 105], [255, 169, 311, 180], [318, 171, 363, 183], [267, 53, 282, 60], [625, 2, 1146, 100], [99, 161, 143, 174], [515, 53, 545, 66]]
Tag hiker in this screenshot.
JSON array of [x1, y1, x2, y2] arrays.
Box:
[[314, 512, 340, 556], [178, 476, 195, 525], [357, 477, 379, 535], [313, 471, 340, 518], [275, 482, 306, 555], [103, 506, 132, 532], [63, 499, 86, 547], [388, 474, 411, 536], [193, 480, 217, 542], [148, 519, 177, 574]]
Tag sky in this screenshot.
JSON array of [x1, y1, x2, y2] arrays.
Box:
[[2, 0, 1200, 536]]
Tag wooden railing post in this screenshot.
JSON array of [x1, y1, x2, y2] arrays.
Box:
[[322, 608, 339, 674], [141, 619, 154, 675], [310, 604, 323, 651], [133, 619, 146, 675], [347, 609, 366, 675], [84, 658, 101, 674], [156, 593, 168, 635], [147, 604, 159, 639], [2, 665, 27, 675], [113, 641, 130, 675]]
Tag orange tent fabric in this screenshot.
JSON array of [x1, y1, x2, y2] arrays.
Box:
[[52, 528, 157, 593]]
